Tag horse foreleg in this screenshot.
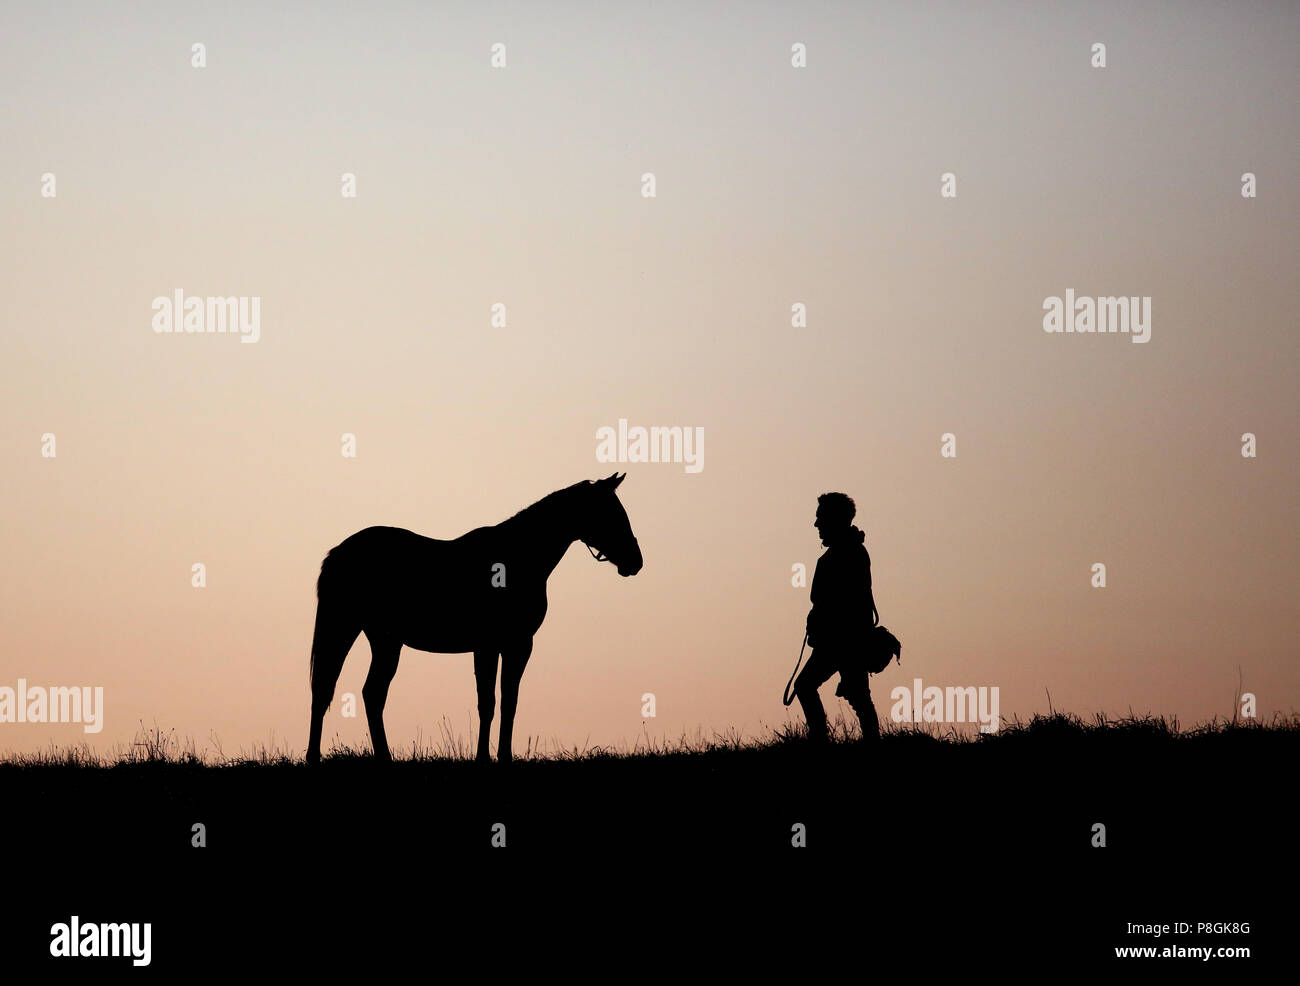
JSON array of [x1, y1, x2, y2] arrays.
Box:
[[498, 639, 534, 764], [473, 649, 499, 763]]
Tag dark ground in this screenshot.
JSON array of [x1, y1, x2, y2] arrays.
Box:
[[2, 713, 1293, 974]]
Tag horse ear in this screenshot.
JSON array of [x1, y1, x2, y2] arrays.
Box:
[[611, 471, 626, 488]]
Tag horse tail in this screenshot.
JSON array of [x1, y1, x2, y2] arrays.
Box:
[[309, 548, 360, 712]]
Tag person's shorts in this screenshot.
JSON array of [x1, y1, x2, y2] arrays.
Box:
[[802, 646, 871, 698], [833, 656, 870, 698]]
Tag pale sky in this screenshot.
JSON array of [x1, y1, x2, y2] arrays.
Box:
[[1, 1, 1296, 758]]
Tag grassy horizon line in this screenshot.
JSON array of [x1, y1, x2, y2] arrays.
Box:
[[2, 708, 1296, 769]]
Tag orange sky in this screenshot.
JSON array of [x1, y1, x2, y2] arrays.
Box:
[[2, 1, 1297, 758]]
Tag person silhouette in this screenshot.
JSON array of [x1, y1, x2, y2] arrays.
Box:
[[794, 492, 880, 744]]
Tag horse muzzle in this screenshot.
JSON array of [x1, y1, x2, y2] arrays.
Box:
[[617, 539, 643, 577]]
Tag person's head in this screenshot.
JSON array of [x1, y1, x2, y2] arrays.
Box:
[[814, 492, 855, 546]]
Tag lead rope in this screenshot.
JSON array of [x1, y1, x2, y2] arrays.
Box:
[[782, 634, 808, 707]]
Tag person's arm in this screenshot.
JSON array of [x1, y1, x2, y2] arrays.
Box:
[[806, 555, 827, 646], [833, 550, 874, 632], [815, 551, 864, 640]]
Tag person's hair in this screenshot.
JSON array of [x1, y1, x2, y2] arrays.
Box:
[[817, 491, 856, 527]]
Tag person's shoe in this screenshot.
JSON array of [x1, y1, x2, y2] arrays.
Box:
[[855, 715, 880, 743], [806, 725, 829, 745]]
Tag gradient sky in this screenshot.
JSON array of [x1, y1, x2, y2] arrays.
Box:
[[2, 1, 1297, 758]]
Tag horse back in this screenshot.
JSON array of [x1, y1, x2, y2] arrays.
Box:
[[316, 524, 544, 651]]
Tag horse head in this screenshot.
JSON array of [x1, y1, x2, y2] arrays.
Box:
[[581, 472, 643, 577]]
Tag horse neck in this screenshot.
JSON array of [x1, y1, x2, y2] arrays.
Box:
[[507, 492, 581, 578]]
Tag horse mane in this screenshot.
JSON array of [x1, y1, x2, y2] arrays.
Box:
[[502, 481, 588, 527]]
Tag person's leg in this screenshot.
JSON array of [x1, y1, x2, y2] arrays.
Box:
[[841, 676, 880, 742], [794, 650, 837, 743]]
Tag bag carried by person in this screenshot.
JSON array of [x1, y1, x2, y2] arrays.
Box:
[[783, 622, 903, 707], [864, 624, 902, 674]]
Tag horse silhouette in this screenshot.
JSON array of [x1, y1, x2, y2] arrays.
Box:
[[305, 473, 642, 765]]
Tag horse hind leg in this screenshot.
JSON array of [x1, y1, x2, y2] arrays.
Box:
[[307, 601, 361, 765], [362, 633, 401, 763]]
